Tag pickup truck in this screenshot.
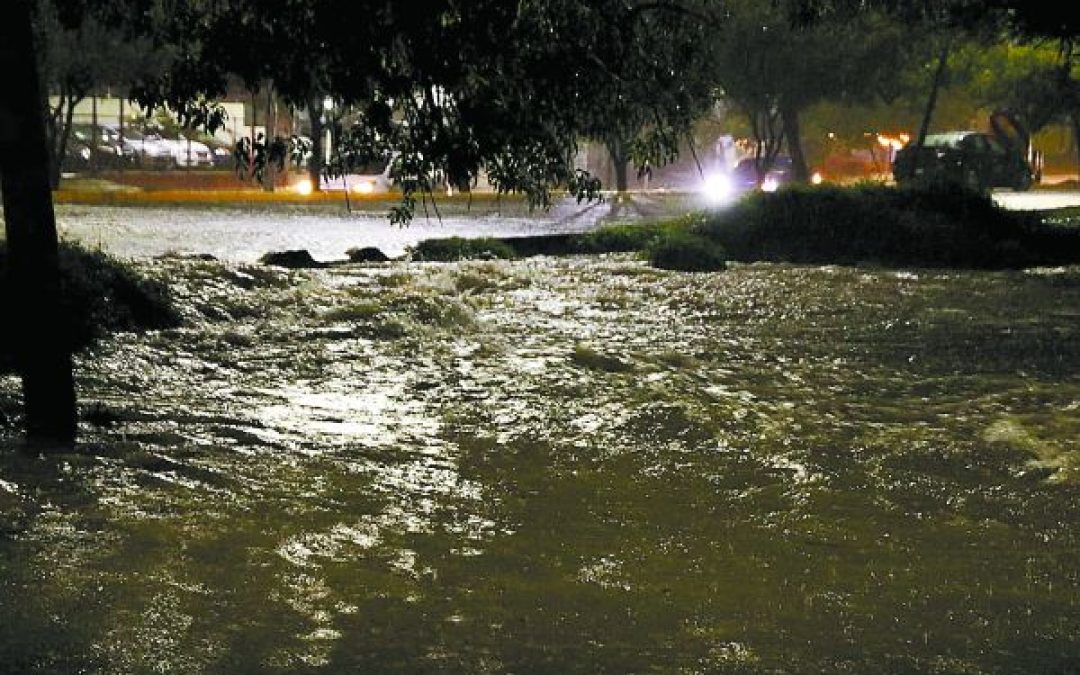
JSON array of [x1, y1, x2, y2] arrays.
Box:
[[892, 131, 1037, 192]]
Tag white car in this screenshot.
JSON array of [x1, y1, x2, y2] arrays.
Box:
[[318, 160, 395, 194], [160, 137, 215, 168], [101, 125, 173, 167]]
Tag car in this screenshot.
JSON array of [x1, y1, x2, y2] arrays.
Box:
[[731, 156, 794, 193], [316, 159, 395, 194], [700, 156, 796, 203], [67, 125, 129, 169], [892, 131, 1036, 192], [60, 137, 95, 172], [61, 133, 102, 172], [186, 133, 235, 168], [161, 136, 215, 168], [99, 124, 175, 168]]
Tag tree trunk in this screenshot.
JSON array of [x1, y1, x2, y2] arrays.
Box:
[[607, 138, 629, 194], [45, 90, 66, 189], [780, 102, 809, 183], [118, 98, 126, 174], [0, 0, 78, 443], [747, 106, 785, 185], [916, 41, 950, 149], [91, 94, 98, 175], [250, 89, 258, 180], [263, 86, 277, 192], [1072, 112, 1080, 181], [53, 93, 79, 189], [307, 93, 324, 192]]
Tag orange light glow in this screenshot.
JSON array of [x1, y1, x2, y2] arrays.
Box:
[[876, 133, 909, 151]]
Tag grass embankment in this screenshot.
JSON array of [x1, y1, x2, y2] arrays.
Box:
[[0, 243, 179, 373], [701, 184, 1080, 268], [410, 220, 725, 272], [412, 184, 1080, 271]]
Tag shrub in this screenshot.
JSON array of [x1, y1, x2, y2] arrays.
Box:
[[578, 222, 667, 253], [696, 183, 1080, 269], [409, 237, 516, 261], [409, 220, 694, 261], [645, 231, 727, 272], [258, 249, 326, 268], [56, 245, 180, 337], [0, 242, 180, 372]]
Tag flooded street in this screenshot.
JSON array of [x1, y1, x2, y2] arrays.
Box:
[[49, 189, 1080, 264], [2, 205, 1080, 672], [50, 196, 690, 262]]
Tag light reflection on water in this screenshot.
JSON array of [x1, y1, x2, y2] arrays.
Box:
[[1, 252, 1080, 672], [51, 197, 685, 262]]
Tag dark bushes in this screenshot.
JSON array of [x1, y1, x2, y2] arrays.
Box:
[[698, 183, 1080, 269], [409, 236, 517, 261], [576, 222, 673, 253], [0, 242, 180, 372], [645, 231, 727, 272], [409, 221, 680, 261], [259, 249, 326, 268], [407, 184, 1080, 271]]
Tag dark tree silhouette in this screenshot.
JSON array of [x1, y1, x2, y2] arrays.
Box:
[[1, 0, 77, 442], [1, 0, 719, 441]]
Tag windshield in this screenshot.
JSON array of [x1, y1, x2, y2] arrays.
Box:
[[921, 133, 968, 149], [734, 157, 790, 175]]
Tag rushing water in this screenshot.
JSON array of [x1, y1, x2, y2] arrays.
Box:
[[2, 207, 1080, 672], [50, 196, 690, 262]]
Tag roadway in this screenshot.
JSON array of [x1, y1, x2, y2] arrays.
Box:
[[993, 189, 1080, 211]]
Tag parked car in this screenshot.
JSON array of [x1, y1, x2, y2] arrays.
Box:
[[160, 136, 215, 168], [67, 125, 128, 169], [61, 132, 102, 172], [99, 124, 174, 168], [892, 131, 1036, 192], [181, 132, 234, 167], [60, 137, 95, 172]]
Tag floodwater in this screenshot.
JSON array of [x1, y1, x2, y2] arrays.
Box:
[[993, 190, 1080, 212], [2, 206, 1080, 672], [47, 190, 1080, 263], [51, 195, 690, 262]]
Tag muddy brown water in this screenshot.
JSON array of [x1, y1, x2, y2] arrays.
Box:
[[2, 208, 1079, 672]]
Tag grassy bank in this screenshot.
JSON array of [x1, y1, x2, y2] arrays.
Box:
[[411, 185, 1080, 271], [700, 184, 1080, 269], [0, 242, 179, 373], [409, 221, 679, 261]]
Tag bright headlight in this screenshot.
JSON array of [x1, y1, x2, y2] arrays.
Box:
[[761, 176, 781, 193], [702, 173, 732, 203], [352, 180, 376, 194]]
